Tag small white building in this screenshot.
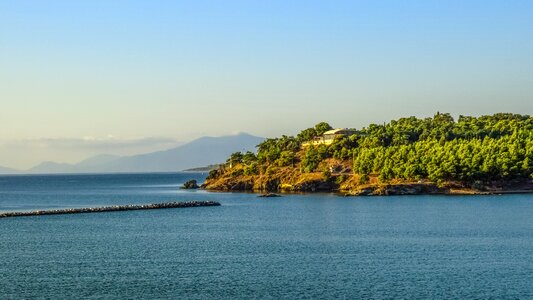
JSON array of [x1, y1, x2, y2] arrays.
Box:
[[302, 128, 357, 146]]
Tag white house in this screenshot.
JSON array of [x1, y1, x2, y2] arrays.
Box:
[[302, 128, 357, 146]]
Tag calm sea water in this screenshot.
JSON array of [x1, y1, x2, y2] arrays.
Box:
[[0, 173, 532, 299]]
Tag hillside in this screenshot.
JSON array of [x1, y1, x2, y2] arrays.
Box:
[[203, 113, 533, 195]]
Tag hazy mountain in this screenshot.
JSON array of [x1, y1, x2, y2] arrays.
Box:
[[0, 166, 19, 174], [28, 161, 77, 174], [99, 133, 264, 173], [24, 133, 264, 174], [75, 154, 121, 169]]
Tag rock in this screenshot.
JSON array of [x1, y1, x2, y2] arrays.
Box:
[[346, 183, 444, 196], [258, 193, 282, 198], [294, 180, 337, 192], [349, 187, 375, 196], [229, 181, 253, 190], [264, 179, 280, 192], [182, 179, 200, 189]]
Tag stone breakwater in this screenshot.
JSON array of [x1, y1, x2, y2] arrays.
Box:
[[0, 201, 221, 218]]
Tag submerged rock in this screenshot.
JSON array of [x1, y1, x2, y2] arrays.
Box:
[[258, 193, 282, 198]]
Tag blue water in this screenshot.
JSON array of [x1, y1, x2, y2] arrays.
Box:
[[0, 173, 532, 299]]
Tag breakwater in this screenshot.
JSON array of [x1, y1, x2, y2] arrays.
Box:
[[0, 201, 221, 218]]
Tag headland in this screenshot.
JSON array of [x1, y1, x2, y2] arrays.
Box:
[[203, 113, 533, 196]]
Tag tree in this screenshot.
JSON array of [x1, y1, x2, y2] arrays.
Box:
[[276, 151, 296, 167], [227, 152, 243, 166], [242, 151, 257, 165], [314, 122, 333, 136], [301, 146, 322, 172], [297, 128, 317, 142]]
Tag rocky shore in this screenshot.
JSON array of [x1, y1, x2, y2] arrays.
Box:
[[203, 172, 533, 196], [0, 201, 221, 218]]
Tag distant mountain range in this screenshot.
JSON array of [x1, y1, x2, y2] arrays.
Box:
[[0, 166, 19, 174], [1, 133, 264, 174]]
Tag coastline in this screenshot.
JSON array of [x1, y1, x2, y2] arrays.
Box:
[[202, 175, 533, 196]]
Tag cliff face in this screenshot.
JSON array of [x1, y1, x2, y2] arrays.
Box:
[[201, 162, 444, 194], [202, 165, 337, 192]]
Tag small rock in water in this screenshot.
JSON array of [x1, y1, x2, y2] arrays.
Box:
[[258, 193, 281, 198], [182, 179, 200, 189]]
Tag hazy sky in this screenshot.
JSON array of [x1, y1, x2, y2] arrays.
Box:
[[1, 0, 533, 169]]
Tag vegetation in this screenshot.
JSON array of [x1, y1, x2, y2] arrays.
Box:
[[205, 113, 533, 193], [182, 179, 200, 189]]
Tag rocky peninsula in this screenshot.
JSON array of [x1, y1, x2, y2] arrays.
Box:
[[203, 113, 533, 196], [0, 201, 221, 218]]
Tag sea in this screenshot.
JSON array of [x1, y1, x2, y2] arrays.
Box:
[[0, 173, 532, 299]]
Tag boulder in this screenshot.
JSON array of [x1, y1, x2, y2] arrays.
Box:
[[182, 179, 200, 189]]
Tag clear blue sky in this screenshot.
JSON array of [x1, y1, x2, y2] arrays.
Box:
[[1, 0, 533, 168]]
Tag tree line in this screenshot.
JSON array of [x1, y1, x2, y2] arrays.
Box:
[[210, 113, 533, 184]]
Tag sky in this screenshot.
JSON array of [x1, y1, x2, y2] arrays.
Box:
[[1, 0, 533, 169]]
